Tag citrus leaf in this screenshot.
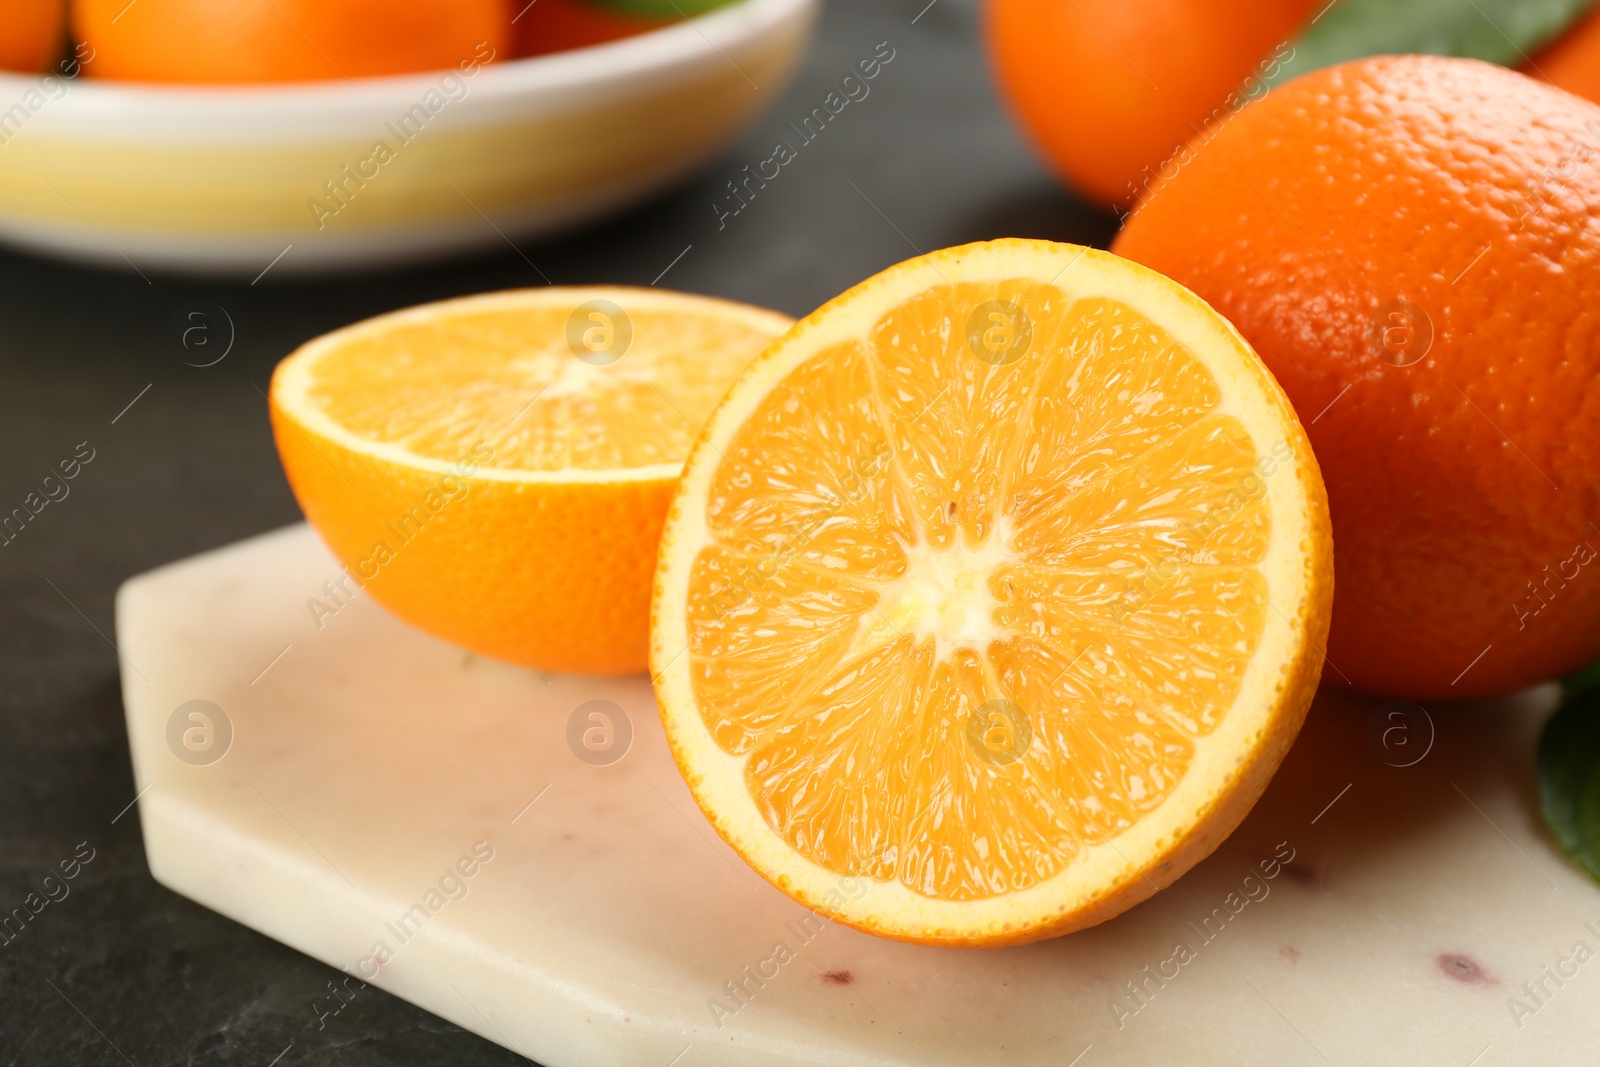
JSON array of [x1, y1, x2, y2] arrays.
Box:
[[1539, 688, 1600, 885], [1267, 0, 1600, 86], [1563, 658, 1600, 699], [579, 0, 740, 18]]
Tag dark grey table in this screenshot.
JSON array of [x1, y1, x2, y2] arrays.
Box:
[[0, 1, 1113, 1062]]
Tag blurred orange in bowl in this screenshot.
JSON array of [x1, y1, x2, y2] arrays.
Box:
[[0, 0, 65, 73], [0, 0, 819, 274], [984, 0, 1321, 209], [1529, 3, 1600, 103], [514, 0, 672, 58], [73, 0, 513, 84]]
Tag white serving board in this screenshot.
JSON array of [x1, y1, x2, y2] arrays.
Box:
[[115, 524, 1600, 1066]]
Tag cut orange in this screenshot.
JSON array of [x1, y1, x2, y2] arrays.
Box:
[[270, 287, 791, 675], [651, 240, 1333, 945]]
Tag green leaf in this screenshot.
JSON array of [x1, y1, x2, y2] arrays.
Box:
[[1563, 658, 1600, 700], [1539, 687, 1600, 885], [1266, 0, 1600, 87], [579, 0, 742, 18]]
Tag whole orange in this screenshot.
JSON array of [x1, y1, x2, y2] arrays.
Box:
[[0, 0, 65, 73], [1114, 56, 1600, 700], [1530, 4, 1600, 105], [74, 0, 512, 83], [983, 0, 1320, 209], [513, 0, 669, 58]]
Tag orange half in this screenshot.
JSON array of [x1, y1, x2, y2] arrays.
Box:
[[651, 240, 1332, 945], [271, 286, 791, 675]]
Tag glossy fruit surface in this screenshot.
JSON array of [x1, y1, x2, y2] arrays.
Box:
[[1530, 4, 1600, 104], [1115, 56, 1600, 699], [984, 0, 1320, 207], [513, 0, 670, 58], [74, 0, 512, 83], [271, 287, 791, 675], [652, 239, 1332, 944], [0, 0, 65, 73]]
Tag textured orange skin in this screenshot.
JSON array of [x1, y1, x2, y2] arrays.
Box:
[[983, 0, 1320, 208], [1115, 56, 1600, 701], [652, 239, 1335, 945], [270, 400, 671, 677], [1530, 4, 1600, 105], [74, 0, 511, 83]]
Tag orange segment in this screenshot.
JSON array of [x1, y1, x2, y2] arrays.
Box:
[[685, 543, 881, 752], [652, 240, 1332, 944], [270, 287, 791, 675], [704, 341, 912, 581], [1007, 297, 1224, 535], [867, 279, 1069, 547]]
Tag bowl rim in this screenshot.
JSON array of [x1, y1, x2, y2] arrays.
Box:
[[0, 0, 817, 125]]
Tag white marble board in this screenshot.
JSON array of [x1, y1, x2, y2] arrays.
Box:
[[114, 524, 1600, 1066]]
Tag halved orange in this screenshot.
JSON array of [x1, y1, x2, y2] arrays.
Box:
[[270, 287, 791, 675], [651, 240, 1333, 945]]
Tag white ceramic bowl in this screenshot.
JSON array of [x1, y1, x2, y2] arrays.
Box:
[[0, 0, 819, 277]]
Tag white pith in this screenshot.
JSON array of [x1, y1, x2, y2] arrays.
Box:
[[847, 520, 1012, 662], [502, 345, 652, 401]]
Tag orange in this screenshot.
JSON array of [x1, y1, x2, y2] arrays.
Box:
[[513, 0, 670, 58], [0, 0, 64, 73], [270, 287, 791, 676], [651, 240, 1332, 945], [74, 0, 512, 83], [1530, 4, 1600, 105], [1114, 56, 1600, 701], [983, 0, 1321, 209]]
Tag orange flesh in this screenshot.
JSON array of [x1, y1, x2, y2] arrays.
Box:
[[305, 305, 778, 472], [685, 282, 1271, 901]]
